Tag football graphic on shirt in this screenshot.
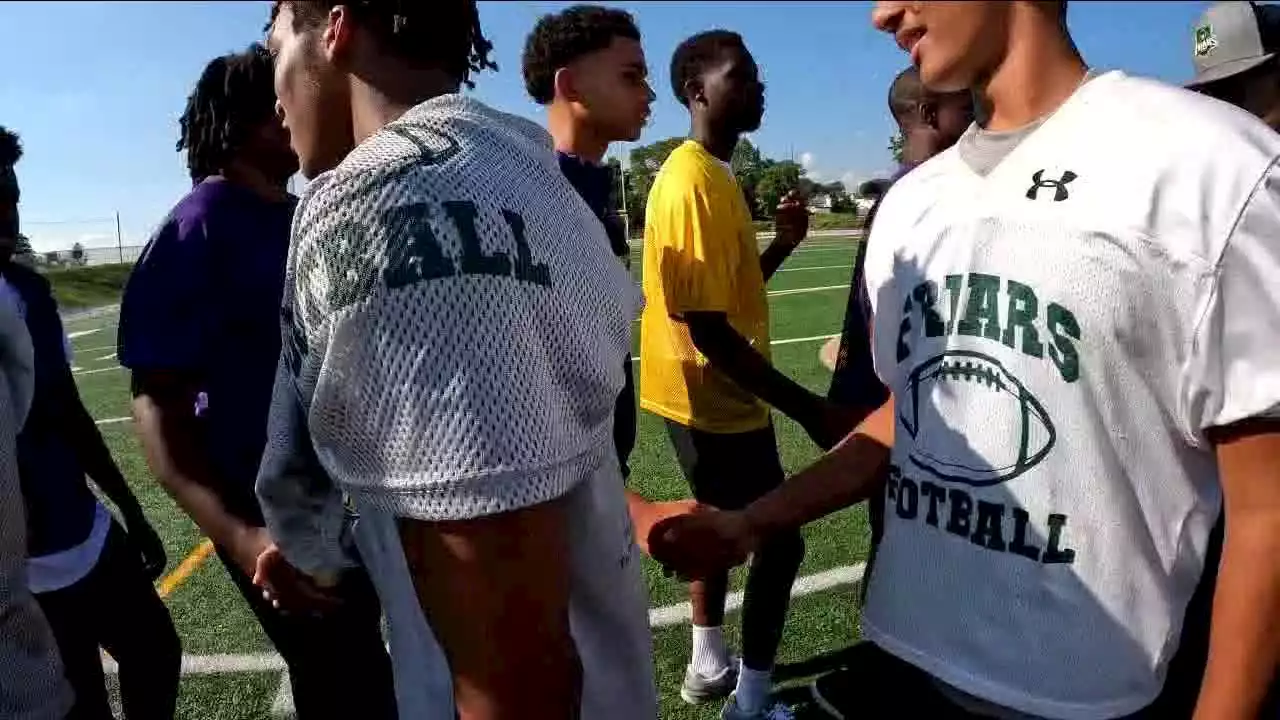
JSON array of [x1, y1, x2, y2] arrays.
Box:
[[899, 350, 1055, 487]]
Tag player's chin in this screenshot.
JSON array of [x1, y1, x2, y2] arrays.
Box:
[[917, 59, 972, 95]]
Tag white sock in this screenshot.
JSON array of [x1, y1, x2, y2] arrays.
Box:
[[690, 625, 730, 677], [734, 664, 773, 713]]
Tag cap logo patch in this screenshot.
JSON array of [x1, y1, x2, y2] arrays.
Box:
[[1195, 24, 1219, 57]]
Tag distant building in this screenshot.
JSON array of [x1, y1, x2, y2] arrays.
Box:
[[807, 193, 834, 214]]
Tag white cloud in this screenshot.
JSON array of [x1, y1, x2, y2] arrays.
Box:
[[799, 151, 815, 169]]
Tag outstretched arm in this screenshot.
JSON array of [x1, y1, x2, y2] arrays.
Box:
[[1194, 420, 1280, 720], [686, 311, 847, 449]]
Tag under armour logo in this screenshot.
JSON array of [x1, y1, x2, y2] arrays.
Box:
[[1026, 170, 1077, 202]]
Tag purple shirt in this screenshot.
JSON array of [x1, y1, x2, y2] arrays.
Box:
[[118, 179, 295, 524]]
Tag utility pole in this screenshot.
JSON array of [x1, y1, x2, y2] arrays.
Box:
[[619, 165, 630, 245], [115, 212, 123, 264]]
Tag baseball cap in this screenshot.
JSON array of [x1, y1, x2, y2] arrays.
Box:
[[1188, 1, 1280, 87]]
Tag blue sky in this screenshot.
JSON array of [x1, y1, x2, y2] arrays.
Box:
[[1, 1, 1211, 253]]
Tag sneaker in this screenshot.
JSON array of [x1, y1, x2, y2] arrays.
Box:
[[680, 660, 739, 705], [720, 693, 795, 720], [810, 670, 857, 719]]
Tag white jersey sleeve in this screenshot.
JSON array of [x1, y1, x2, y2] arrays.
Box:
[[1183, 158, 1280, 436]]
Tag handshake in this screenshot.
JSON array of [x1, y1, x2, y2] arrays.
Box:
[[633, 498, 765, 580], [229, 526, 343, 616]]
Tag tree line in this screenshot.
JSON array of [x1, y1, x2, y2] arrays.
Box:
[[605, 138, 857, 234]]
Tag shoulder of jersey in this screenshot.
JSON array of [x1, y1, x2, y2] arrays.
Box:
[[656, 142, 720, 187], [296, 96, 557, 223], [1087, 71, 1280, 176]]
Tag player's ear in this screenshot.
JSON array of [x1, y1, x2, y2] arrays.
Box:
[[919, 99, 939, 130], [553, 66, 579, 104], [684, 77, 704, 107]]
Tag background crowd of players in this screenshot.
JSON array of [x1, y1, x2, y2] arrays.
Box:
[[1, 1, 1279, 719]]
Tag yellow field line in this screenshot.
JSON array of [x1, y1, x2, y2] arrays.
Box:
[[157, 538, 215, 599]]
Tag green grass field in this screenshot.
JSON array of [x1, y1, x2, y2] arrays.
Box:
[[46, 262, 133, 312], [66, 232, 870, 719]]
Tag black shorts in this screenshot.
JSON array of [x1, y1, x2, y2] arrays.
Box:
[[664, 420, 785, 510]]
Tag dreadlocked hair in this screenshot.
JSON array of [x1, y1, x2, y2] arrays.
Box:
[[271, 1, 497, 88], [0, 126, 20, 168], [177, 45, 278, 183]]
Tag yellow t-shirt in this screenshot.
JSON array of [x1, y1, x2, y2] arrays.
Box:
[[638, 140, 770, 433]]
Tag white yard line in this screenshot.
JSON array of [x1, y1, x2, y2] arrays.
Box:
[[73, 365, 124, 377], [103, 562, 866, 688], [767, 284, 846, 297], [66, 328, 102, 340], [94, 416, 130, 426], [631, 331, 837, 361], [77, 344, 118, 354], [96, 352, 117, 361], [776, 264, 852, 273]]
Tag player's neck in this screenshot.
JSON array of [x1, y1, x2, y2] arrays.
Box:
[[221, 164, 289, 203], [548, 105, 609, 164], [350, 69, 460, 148], [691, 117, 738, 163], [902, 128, 942, 166], [978, 20, 1087, 132]]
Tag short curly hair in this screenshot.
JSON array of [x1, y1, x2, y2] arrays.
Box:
[[0, 127, 20, 168], [669, 29, 745, 107], [271, 1, 497, 87], [522, 5, 641, 105]]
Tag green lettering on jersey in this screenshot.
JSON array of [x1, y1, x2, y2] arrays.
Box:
[[945, 488, 973, 538], [1042, 513, 1076, 564], [921, 480, 947, 527], [895, 475, 920, 519], [444, 200, 512, 279], [971, 500, 1008, 552], [382, 202, 457, 292], [943, 274, 964, 335], [957, 273, 1002, 341], [896, 295, 914, 362], [1001, 280, 1044, 358], [1008, 507, 1042, 562], [502, 210, 551, 288], [912, 281, 947, 338], [318, 216, 381, 313], [1047, 303, 1081, 383]]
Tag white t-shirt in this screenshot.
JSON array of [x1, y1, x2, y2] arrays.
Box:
[[258, 94, 656, 719], [861, 70, 1280, 719]]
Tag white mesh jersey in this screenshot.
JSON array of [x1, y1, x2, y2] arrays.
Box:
[[861, 71, 1280, 719], [264, 94, 655, 718]]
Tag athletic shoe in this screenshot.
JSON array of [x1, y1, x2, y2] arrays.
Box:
[[681, 659, 739, 705], [809, 670, 855, 719], [720, 693, 795, 720]]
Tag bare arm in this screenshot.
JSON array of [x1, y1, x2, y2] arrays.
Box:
[[1193, 420, 1280, 720], [60, 369, 144, 520], [685, 311, 839, 447], [744, 397, 894, 537], [399, 496, 581, 720], [131, 371, 266, 571], [759, 235, 801, 281]]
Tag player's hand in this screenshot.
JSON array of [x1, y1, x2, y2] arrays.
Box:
[[252, 544, 341, 616], [648, 508, 758, 580], [774, 190, 810, 247], [126, 516, 168, 581], [227, 525, 275, 579], [630, 498, 701, 557]]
